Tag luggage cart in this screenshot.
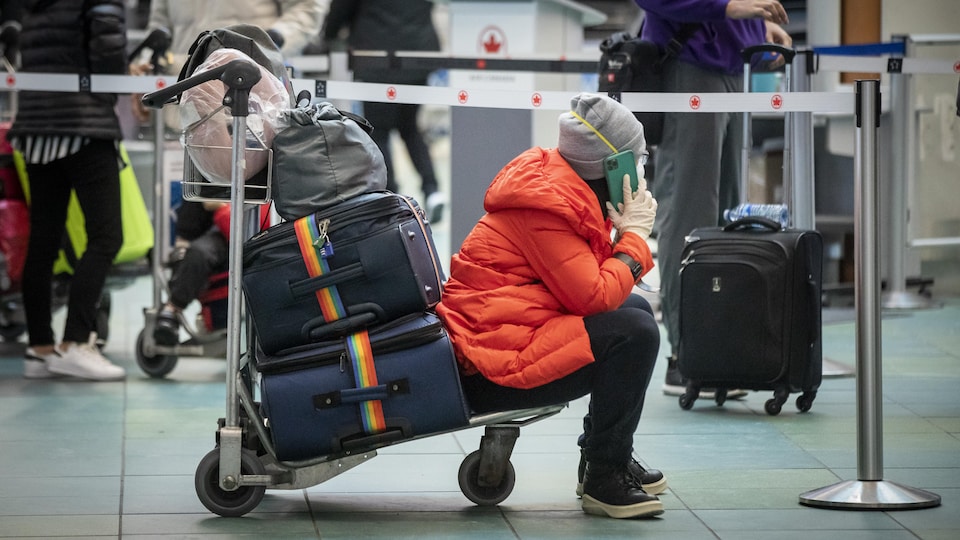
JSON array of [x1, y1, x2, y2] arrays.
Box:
[[131, 29, 230, 378], [142, 59, 567, 517]]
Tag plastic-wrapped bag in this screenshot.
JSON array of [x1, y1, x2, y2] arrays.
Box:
[[179, 48, 289, 185]]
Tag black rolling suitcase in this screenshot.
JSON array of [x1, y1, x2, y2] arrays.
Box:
[[242, 191, 445, 355], [677, 217, 823, 415], [256, 312, 471, 461]]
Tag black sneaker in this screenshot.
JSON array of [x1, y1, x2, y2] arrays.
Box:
[[662, 355, 748, 400], [153, 308, 181, 346], [581, 461, 663, 519], [576, 451, 666, 496]]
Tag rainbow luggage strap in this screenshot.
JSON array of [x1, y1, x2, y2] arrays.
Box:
[[293, 213, 386, 435]]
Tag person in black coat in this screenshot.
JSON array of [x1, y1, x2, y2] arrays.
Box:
[[322, 0, 446, 223], [9, 0, 128, 381]]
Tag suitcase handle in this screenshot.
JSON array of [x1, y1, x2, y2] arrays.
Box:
[[807, 278, 820, 345], [723, 216, 781, 232], [288, 262, 366, 299], [301, 307, 383, 341], [313, 378, 410, 409], [740, 43, 796, 65]]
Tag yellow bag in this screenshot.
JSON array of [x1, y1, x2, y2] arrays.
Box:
[[15, 143, 154, 275]]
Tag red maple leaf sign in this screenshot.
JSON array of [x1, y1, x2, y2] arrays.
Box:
[[483, 33, 502, 54]]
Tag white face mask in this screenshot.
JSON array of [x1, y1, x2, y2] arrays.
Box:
[[637, 151, 649, 180]]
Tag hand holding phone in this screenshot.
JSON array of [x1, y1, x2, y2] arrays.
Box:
[[603, 150, 639, 209]]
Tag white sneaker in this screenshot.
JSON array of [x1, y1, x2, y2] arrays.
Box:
[[24, 348, 62, 379], [425, 192, 446, 224], [48, 334, 126, 381]]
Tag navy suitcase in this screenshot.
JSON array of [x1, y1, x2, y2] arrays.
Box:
[[242, 191, 444, 355], [677, 217, 823, 415], [257, 312, 471, 461]]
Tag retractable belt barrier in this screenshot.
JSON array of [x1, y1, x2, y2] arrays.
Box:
[[1, 73, 855, 113], [2, 51, 954, 112]]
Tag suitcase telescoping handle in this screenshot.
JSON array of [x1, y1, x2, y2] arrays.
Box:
[[723, 216, 782, 232], [740, 43, 796, 66]]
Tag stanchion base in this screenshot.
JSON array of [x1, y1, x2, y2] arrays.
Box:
[[822, 356, 855, 378], [800, 480, 941, 510], [882, 291, 938, 310]]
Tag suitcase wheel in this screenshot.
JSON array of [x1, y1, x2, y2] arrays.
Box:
[[458, 449, 516, 506], [678, 392, 696, 410], [764, 388, 791, 416], [195, 447, 266, 517], [796, 391, 817, 413]]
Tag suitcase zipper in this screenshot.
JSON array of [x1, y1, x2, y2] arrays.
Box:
[[244, 195, 413, 265], [257, 314, 445, 373], [396, 195, 444, 289]]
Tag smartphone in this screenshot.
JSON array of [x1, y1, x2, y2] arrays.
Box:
[[604, 150, 639, 209]]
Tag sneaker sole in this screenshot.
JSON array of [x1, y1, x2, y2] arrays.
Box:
[[47, 361, 125, 381], [576, 477, 668, 497], [581, 495, 664, 519], [23, 361, 60, 379]]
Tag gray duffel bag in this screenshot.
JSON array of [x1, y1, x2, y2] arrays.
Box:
[[271, 102, 387, 220]]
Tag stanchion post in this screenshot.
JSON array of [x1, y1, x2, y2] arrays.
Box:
[[789, 50, 816, 230], [151, 109, 166, 309], [799, 79, 940, 510], [883, 34, 934, 309]]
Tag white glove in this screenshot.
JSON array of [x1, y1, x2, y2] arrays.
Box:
[[606, 174, 657, 240]]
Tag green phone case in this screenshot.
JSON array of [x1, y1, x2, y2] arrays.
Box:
[[604, 150, 639, 209]]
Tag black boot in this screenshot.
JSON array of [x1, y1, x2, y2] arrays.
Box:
[[581, 461, 663, 519], [576, 450, 667, 496]]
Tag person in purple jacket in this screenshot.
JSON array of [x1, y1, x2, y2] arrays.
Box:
[[632, 0, 791, 396]]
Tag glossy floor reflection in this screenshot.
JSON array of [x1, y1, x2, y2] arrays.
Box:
[[3, 126, 959, 538], [1, 269, 958, 538]]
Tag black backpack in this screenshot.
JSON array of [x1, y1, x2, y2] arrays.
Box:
[[597, 24, 699, 145]]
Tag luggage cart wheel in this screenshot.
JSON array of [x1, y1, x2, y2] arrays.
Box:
[[135, 329, 178, 378], [458, 449, 516, 506], [195, 447, 266, 517], [796, 391, 816, 413]]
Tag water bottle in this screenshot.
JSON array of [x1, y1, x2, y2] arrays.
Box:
[[723, 203, 790, 228]]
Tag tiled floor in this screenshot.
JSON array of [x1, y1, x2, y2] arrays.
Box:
[[1, 263, 958, 538], [2, 131, 959, 538]]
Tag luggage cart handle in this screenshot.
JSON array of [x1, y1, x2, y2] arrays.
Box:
[[741, 43, 796, 65], [140, 58, 262, 114]]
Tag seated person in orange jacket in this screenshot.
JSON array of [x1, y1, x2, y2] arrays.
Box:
[[436, 93, 663, 520]]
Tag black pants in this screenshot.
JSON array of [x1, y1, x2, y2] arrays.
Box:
[[22, 139, 123, 346], [362, 101, 438, 196], [461, 294, 659, 466], [168, 229, 228, 310]]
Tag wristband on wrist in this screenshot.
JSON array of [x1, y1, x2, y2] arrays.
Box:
[[613, 252, 643, 281]]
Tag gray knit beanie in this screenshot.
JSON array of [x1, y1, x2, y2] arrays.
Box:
[[557, 93, 646, 180]]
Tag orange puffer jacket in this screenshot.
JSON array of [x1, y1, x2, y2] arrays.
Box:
[[436, 147, 653, 389]]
